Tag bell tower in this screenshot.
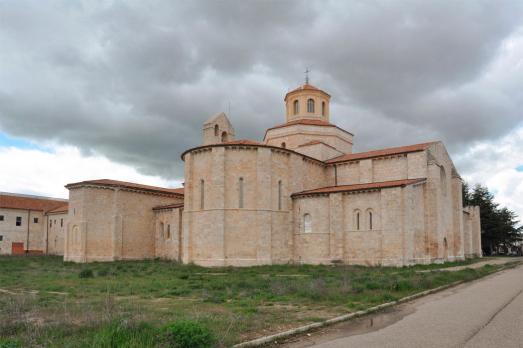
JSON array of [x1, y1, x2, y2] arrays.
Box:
[[284, 77, 331, 123]]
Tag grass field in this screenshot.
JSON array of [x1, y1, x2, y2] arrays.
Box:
[[0, 256, 510, 347]]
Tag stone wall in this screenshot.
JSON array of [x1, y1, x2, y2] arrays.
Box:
[[46, 212, 67, 255], [154, 207, 183, 261], [0, 209, 45, 254]]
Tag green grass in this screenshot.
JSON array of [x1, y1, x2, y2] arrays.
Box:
[[0, 256, 510, 347]]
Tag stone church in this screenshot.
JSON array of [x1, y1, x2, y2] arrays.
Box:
[[58, 82, 482, 266]]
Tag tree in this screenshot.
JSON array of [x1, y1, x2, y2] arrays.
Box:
[[463, 183, 523, 255]]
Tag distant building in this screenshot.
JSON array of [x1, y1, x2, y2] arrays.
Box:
[[0, 192, 68, 255], [61, 82, 482, 266]]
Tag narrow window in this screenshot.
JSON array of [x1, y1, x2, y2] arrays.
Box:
[[50, 220, 52, 228], [307, 98, 315, 113], [0, 215, 4, 221], [159, 222, 164, 239], [221, 131, 228, 143], [214, 124, 219, 136], [278, 180, 282, 210], [239, 177, 244, 208], [16, 216, 22, 226], [293, 100, 299, 114], [33, 217, 38, 224], [0, 235, 3, 241], [369, 212, 373, 230], [73, 208, 76, 216], [356, 212, 360, 230], [167, 224, 171, 239], [200, 179, 205, 210], [322, 101, 326, 116], [281, 142, 286, 148], [303, 214, 312, 233], [60, 218, 63, 227]]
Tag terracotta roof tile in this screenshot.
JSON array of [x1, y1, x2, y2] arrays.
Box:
[[284, 84, 330, 99], [292, 178, 426, 198], [297, 140, 338, 150], [65, 179, 184, 196], [0, 193, 67, 212], [326, 142, 437, 163], [47, 203, 69, 214], [222, 139, 262, 146], [265, 119, 354, 138], [153, 202, 184, 211]]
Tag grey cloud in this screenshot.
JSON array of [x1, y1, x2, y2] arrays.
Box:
[[0, 0, 522, 179]]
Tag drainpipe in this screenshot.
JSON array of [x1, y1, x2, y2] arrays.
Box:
[[26, 210, 30, 255]]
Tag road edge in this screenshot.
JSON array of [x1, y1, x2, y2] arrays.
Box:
[[233, 261, 521, 348]]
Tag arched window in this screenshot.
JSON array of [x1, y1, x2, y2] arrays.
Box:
[[369, 211, 373, 230], [214, 124, 219, 136], [278, 180, 282, 210], [281, 142, 286, 148], [322, 101, 326, 116], [221, 131, 228, 143], [354, 210, 361, 230], [200, 179, 205, 210], [307, 98, 315, 113], [303, 213, 312, 233], [293, 100, 299, 114], [167, 224, 171, 239], [239, 177, 244, 208], [440, 166, 447, 196]]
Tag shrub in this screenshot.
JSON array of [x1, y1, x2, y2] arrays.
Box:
[[91, 320, 157, 348], [0, 338, 21, 348], [79, 269, 94, 279], [163, 320, 215, 348]]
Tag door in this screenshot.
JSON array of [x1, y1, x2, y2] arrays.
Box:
[[11, 242, 24, 255]]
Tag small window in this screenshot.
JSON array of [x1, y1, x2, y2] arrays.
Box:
[[60, 218, 63, 227], [355, 211, 360, 231], [0, 235, 3, 241], [303, 213, 312, 233], [322, 101, 326, 116], [369, 212, 373, 230], [214, 124, 219, 136], [293, 100, 299, 114], [0, 215, 4, 221], [221, 131, 228, 143], [50, 220, 52, 227], [167, 224, 171, 239], [73, 208, 76, 216], [239, 177, 244, 208], [200, 179, 205, 210], [159, 222, 164, 239], [33, 217, 39, 224], [281, 142, 286, 148], [278, 180, 282, 211], [307, 98, 315, 113], [16, 216, 22, 226]]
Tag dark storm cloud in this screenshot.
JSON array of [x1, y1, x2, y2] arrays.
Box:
[[0, 0, 522, 178]]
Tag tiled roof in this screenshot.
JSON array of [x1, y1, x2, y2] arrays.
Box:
[[285, 84, 330, 99], [222, 139, 262, 146], [297, 140, 338, 150], [327, 142, 437, 163], [152, 202, 184, 211], [292, 178, 426, 198], [265, 119, 354, 137], [0, 193, 67, 212], [65, 179, 184, 196], [47, 203, 69, 214]]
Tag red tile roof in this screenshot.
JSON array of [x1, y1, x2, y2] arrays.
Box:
[[222, 139, 262, 146], [65, 179, 184, 196], [0, 193, 67, 212], [297, 140, 338, 150], [292, 178, 426, 198], [327, 142, 437, 163], [47, 203, 68, 214], [284, 84, 331, 99], [265, 119, 354, 137], [152, 202, 184, 211]]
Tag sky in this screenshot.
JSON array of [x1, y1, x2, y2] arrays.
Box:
[[0, 1, 522, 218]]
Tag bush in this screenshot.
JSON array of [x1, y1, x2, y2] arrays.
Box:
[[79, 269, 94, 279], [91, 320, 157, 348], [163, 320, 215, 348], [0, 338, 21, 348]]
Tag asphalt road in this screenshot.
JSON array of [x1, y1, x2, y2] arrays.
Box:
[[282, 263, 523, 348]]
